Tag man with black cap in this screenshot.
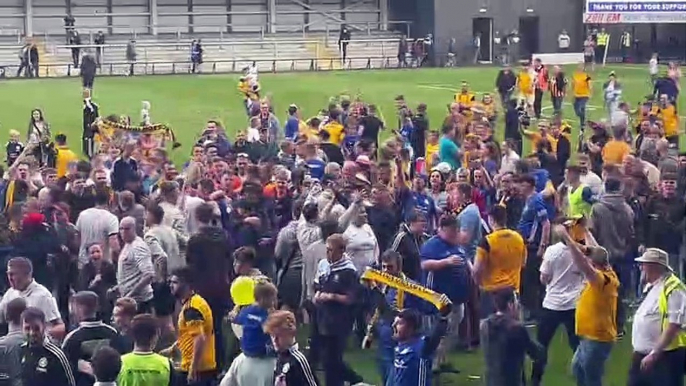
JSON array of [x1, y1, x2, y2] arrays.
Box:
[[555, 223, 618, 386], [629, 248, 686, 386]]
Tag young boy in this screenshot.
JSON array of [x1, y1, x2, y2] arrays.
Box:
[[6, 130, 24, 167], [234, 281, 278, 357], [425, 130, 439, 167]]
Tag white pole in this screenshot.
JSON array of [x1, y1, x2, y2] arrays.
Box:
[[602, 34, 610, 67]]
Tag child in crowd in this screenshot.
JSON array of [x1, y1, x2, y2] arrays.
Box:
[[425, 130, 439, 167], [234, 281, 278, 357], [140, 101, 151, 126], [6, 129, 24, 166]]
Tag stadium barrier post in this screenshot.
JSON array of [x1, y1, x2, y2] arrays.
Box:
[[67, 64, 71, 77], [109, 63, 113, 75], [212, 62, 217, 73], [603, 35, 610, 67], [219, 31, 223, 50], [329, 58, 334, 70], [310, 59, 315, 71], [232, 61, 236, 72], [291, 60, 295, 71], [272, 60, 276, 73], [172, 63, 176, 74], [152, 63, 155, 75], [366, 58, 371, 69], [347, 58, 351, 69]]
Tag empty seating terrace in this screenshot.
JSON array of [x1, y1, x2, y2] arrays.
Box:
[[0, 0, 407, 77]]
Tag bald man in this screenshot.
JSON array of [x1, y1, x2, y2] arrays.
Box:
[[110, 217, 155, 314]]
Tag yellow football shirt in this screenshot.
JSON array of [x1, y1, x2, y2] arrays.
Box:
[[476, 229, 527, 292], [177, 293, 216, 372], [575, 267, 619, 342]]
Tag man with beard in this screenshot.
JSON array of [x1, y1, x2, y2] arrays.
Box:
[[186, 202, 232, 370], [364, 250, 431, 385], [367, 183, 401, 252], [19, 308, 75, 386], [164, 267, 216, 385]]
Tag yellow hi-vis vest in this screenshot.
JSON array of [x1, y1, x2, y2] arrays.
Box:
[[659, 274, 686, 351], [567, 184, 592, 218], [598, 33, 609, 46]]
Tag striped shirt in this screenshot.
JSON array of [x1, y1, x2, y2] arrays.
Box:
[[117, 237, 155, 303]]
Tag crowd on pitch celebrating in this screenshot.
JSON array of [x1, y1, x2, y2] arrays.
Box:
[[1, 57, 686, 386]]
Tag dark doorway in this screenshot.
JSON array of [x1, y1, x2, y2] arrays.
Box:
[[519, 15, 540, 58], [472, 17, 493, 62]]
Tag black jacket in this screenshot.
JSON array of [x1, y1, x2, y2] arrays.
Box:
[[411, 113, 428, 159], [80, 55, 96, 78], [275, 345, 319, 386], [83, 100, 99, 139], [495, 70, 517, 94], [21, 341, 76, 386], [61, 319, 123, 386], [187, 226, 233, 302], [389, 224, 429, 281]]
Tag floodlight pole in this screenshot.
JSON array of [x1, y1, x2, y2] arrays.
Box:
[[25, 0, 34, 37]]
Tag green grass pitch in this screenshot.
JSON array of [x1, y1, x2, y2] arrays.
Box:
[[0, 66, 662, 384]]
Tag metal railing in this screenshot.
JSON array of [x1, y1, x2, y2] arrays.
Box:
[[0, 54, 402, 79], [0, 10, 408, 39], [47, 37, 400, 64]]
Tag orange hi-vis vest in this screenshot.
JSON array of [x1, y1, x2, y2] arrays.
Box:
[[536, 66, 549, 91]]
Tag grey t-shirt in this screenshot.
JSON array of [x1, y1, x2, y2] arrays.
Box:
[[76, 207, 119, 267], [117, 237, 155, 302]]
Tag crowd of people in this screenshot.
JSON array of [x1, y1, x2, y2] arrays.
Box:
[[0, 55, 686, 386]]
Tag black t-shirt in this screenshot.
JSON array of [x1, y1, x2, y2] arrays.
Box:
[[314, 266, 358, 336], [360, 115, 384, 142]]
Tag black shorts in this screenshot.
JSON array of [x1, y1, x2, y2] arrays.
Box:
[[584, 55, 594, 64], [152, 282, 176, 316], [82, 75, 94, 89], [277, 268, 302, 310]]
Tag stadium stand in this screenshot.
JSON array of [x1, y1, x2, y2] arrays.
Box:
[[0, 0, 404, 77]]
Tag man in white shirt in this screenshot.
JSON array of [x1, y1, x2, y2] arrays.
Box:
[[0, 257, 65, 340], [76, 188, 120, 266], [558, 30, 571, 52], [157, 181, 188, 253], [630, 248, 686, 386], [531, 221, 586, 386], [577, 154, 603, 195], [144, 204, 181, 334]]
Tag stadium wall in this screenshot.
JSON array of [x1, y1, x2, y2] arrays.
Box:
[[432, 0, 584, 60]]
